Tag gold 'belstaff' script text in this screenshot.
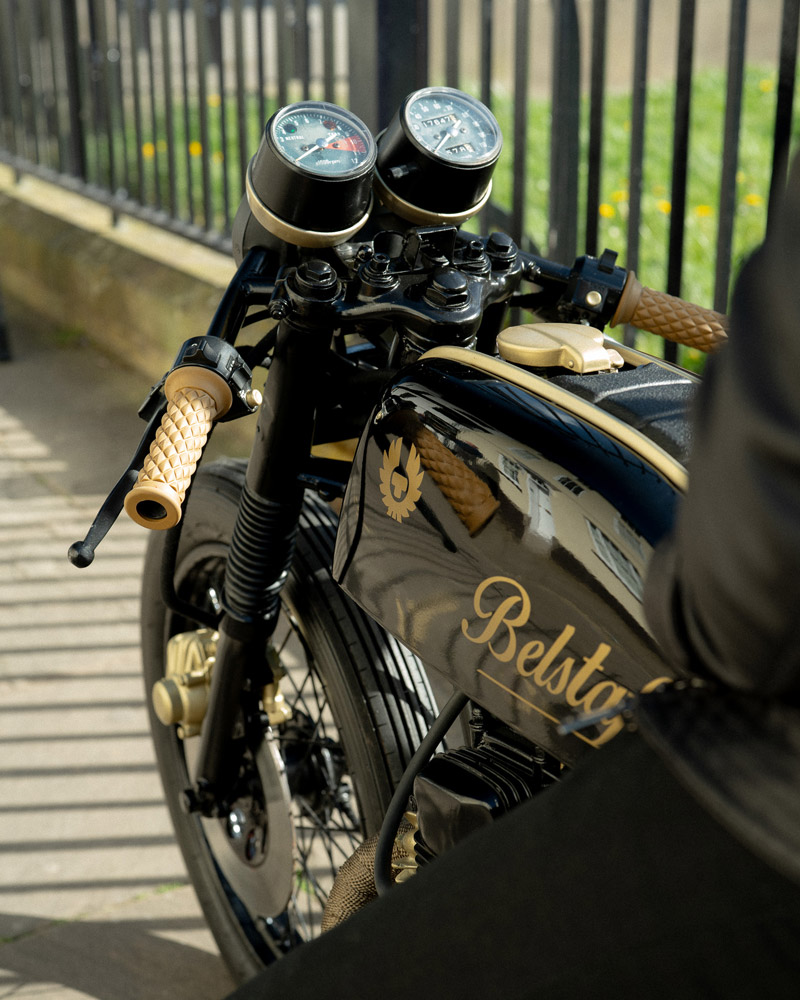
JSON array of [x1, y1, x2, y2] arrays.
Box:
[[461, 576, 669, 746]]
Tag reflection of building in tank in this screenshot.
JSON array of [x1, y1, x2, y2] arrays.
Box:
[[456, 425, 650, 621]]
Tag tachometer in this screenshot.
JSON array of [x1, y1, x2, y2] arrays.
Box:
[[375, 87, 502, 225], [245, 101, 376, 247]]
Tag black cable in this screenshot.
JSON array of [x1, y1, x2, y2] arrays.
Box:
[[374, 690, 469, 897]]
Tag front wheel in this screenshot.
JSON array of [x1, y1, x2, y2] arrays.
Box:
[[141, 459, 438, 981]]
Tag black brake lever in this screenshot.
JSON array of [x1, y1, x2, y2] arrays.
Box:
[[68, 398, 168, 567]]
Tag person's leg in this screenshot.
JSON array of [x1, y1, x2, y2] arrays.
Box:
[[224, 729, 800, 1000]]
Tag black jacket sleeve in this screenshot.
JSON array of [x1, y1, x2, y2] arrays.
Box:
[[644, 158, 800, 702]]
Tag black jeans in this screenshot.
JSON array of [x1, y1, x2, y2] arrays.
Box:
[[224, 728, 800, 999]]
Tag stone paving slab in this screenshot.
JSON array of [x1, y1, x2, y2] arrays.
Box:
[[0, 312, 235, 999]]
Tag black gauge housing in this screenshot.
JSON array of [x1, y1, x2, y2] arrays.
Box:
[[375, 87, 502, 225], [246, 101, 377, 247]]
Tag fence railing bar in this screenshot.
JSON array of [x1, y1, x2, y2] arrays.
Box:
[[83, 1, 100, 185], [192, 0, 214, 233], [143, 1, 164, 211], [276, 0, 289, 108], [477, 0, 494, 236], [156, 0, 177, 218], [713, 0, 747, 315], [60, 0, 87, 178], [127, 0, 146, 203], [0, 4, 11, 152], [321, 0, 334, 102], [90, 1, 109, 192], [511, 0, 530, 246], [624, 0, 650, 346], [254, 0, 267, 125], [415, 0, 429, 93], [232, 0, 248, 200], [109, 4, 131, 203], [768, 0, 800, 230], [208, 2, 231, 230], [585, 0, 607, 257], [549, 0, 580, 264], [22, 1, 44, 168], [479, 0, 493, 111], [667, 0, 695, 298], [663, 0, 696, 363], [445, 0, 460, 88], [38, 0, 60, 171], [298, 0, 311, 100], [177, 0, 195, 224]]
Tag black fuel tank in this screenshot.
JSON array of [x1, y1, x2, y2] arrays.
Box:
[[333, 348, 694, 765]]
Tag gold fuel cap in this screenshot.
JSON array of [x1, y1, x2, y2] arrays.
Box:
[[496, 322, 624, 374]]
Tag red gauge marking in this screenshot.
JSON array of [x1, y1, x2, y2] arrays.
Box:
[[326, 136, 367, 153]]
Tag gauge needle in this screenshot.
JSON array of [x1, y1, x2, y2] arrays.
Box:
[[434, 119, 462, 152], [295, 130, 343, 161]]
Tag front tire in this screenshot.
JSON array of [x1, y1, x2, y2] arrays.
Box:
[[141, 459, 438, 981]]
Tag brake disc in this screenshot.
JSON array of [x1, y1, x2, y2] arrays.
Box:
[[188, 730, 295, 919]]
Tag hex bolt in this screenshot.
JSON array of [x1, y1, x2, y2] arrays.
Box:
[[486, 231, 518, 267], [269, 299, 289, 320], [425, 267, 470, 309], [298, 259, 336, 287], [293, 258, 339, 300]]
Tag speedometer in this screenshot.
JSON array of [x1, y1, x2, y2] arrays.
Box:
[[375, 87, 502, 225], [404, 88, 501, 165], [245, 101, 376, 247]]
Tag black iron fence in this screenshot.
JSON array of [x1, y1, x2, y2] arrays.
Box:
[[1, 0, 798, 359]]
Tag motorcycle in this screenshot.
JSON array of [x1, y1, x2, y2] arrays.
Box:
[[69, 87, 728, 982]]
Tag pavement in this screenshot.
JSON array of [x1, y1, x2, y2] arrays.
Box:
[[0, 302, 237, 999]]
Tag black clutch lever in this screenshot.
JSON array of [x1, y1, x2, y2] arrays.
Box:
[[68, 398, 167, 567]]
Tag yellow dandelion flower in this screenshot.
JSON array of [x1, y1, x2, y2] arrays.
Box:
[[657, 199, 671, 215], [212, 151, 225, 165], [759, 78, 774, 93], [611, 189, 628, 203], [744, 192, 764, 207], [695, 204, 713, 218], [189, 140, 203, 157], [142, 141, 155, 159], [736, 169, 745, 184], [208, 93, 222, 108], [598, 203, 615, 218]]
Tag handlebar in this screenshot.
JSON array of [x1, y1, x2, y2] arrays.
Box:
[[69, 229, 731, 566], [610, 271, 728, 353], [123, 366, 233, 529]]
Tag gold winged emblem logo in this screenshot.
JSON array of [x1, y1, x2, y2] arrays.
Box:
[[379, 438, 424, 522]]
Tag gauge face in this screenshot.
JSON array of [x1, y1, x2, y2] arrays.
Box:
[[403, 87, 501, 166], [270, 102, 376, 178]]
